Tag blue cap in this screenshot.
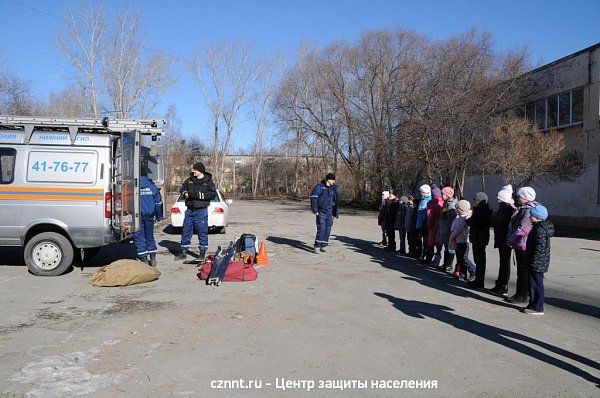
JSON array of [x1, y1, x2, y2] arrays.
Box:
[[530, 205, 548, 220]]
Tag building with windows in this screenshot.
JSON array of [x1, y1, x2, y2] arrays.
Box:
[[465, 42, 600, 229]]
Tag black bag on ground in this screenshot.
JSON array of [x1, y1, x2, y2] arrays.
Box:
[[235, 233, 257, 256]]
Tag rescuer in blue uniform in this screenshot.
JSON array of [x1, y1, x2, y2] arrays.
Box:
[[133, 169, 164, 266], [310, 173, 339, 254], [175, 162, 217, 261]]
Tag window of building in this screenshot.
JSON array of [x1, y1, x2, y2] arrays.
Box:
[[571, 88, 583, 123], [535, 98, 546, 129], [547, 95, 558, 128], [558, 91, 571, 125], [524, 87, 584, 130], [0, 148, 16, 184], [525, 102, 535, 123]]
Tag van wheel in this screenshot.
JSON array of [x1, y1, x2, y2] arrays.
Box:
[[24, 232, 74, 276]]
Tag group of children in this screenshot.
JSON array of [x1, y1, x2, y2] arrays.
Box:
[[378, 184, 554, 315]]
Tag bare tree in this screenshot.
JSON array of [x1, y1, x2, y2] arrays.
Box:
[[56, 4, 174, 119], [102, 8, 175, 118], [189, 41, 259, 187], [162, 104, 188, 193], [44, 85, 89, 117], [0, 70, 35, 115], [55, 2, 104, 117], [487, 116, 585, 187], [250, 57, 282, 196]]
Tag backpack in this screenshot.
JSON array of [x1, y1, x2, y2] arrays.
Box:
[[235, 233, 257, 256]]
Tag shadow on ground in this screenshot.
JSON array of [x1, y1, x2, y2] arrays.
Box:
[[334, 234, 520, 310], [375, 292, 600, 387], [267, 236, 315, 253], [553, 228, 600, 240], [0, 243, 137, 270], [330, 234, 600, 387], [544, 296, 600, 319]]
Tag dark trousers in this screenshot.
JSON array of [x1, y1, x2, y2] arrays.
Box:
[[528, 270, 545, 312], [315, 209, 334, 248], [425, 244, 442, 263], [385, 228, 396, 249], [515, 250, 529, 297], [397, 229, 407, 253], [495, 246, 512, 286], [181, 208, 209, 253], [419, 231, 428, 259], [472, 244, 487, 285], [455, 243, 475, 275], [133, 218, 157, 258], [413, 232, 423, 258], [407, 231, 418, 255]]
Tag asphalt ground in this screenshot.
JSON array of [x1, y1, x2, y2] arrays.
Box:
[[0, 200, 599, 397]]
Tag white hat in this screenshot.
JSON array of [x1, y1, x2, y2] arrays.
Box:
[[456, 200, 471, 213], [517, 187, 536, 202], [501, 184, 513, 195], [497, 189, 514, 204], [419, 184, 431, 195]]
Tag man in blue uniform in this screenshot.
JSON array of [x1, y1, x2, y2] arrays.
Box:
[[133, 169, 164, 266], [310, 173, 339, 254], [175, 162, 217, 261]]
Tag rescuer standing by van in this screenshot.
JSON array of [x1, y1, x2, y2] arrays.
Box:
[[175, 162, 217, 261], [133, 166, 164, 266]]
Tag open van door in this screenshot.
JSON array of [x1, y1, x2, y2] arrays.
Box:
[[112, 130, 140, 241]]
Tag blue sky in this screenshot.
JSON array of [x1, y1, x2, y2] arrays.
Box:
[[1, 0, 599, 148]]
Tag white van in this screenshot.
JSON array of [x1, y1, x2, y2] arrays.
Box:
[[0, 116, 165, 276]]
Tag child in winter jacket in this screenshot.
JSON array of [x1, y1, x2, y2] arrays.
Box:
[[449, 200, 475, 281], [378, 192, 390, 246], [436, 187, 457, 272], [506, 187, 538, 304], [416, 185, 432, 261], [522, 205, 554, 315], [424, 186, 444, 265], [490, 185, 516, 296], [466, 192, 493, 289]]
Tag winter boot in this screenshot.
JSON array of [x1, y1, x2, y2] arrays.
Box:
[[137, 256, 149, 264], [489, 284, 508, 296], [313, 246, 320, 254], [380, 232, 387, 246], [149, 253, 157, 267], [506, 294, 528, 304]]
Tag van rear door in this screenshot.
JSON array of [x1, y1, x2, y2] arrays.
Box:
[[112, 130, 140, 241]]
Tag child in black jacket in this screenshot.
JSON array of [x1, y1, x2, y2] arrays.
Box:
[[522, 204, 554, 315]]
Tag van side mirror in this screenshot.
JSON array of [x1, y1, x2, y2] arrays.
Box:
[[225, 199, 233, 205]]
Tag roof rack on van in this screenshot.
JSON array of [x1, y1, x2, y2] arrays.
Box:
[[0, 116, 166, 144]]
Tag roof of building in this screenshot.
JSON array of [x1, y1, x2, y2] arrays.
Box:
[[527, 42, 600, 75]]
